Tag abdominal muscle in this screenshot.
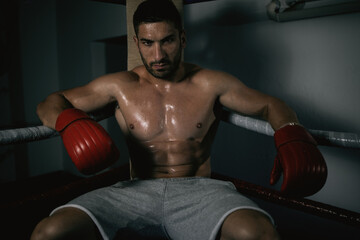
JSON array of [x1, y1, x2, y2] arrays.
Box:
[[128, 139, 212, 179]]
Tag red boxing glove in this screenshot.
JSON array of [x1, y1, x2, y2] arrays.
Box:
[[55, 108, 119, 175], [270, 124, 327, 197]]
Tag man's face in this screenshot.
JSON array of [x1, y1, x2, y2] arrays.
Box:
[[135, 21, 185, 80]]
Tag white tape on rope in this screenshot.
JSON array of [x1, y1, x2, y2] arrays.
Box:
[[309, 129, 360, 149], [224, 111, 360, 149], [0, 126, 57, 145], [226, 112, 274, 136]]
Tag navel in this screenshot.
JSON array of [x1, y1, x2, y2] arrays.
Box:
[[129, 124, 135, 130], [197, 122, 202, 128]]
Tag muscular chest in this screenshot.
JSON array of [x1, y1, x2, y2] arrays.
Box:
[[116, 83, 217, 141]]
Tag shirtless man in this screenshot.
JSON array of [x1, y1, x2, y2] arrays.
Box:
[[31, 0, 327, 239]]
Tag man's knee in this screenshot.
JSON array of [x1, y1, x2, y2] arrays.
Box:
[[234, 217, 279, 240], [219, 209, 280, 240], [30, 207, 100, 240], [31, 216, 64, 240]]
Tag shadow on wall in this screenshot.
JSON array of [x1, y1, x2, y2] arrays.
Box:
[[184, 1, 360, 212], [104, 41, 130, 167], [185, 1, 360, 133], [184, 1, 289, 190]]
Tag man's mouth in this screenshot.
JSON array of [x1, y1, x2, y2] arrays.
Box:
[[151, 62, 170, 71]]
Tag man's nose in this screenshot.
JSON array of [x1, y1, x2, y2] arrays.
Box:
[[154, 43, 165, 61]]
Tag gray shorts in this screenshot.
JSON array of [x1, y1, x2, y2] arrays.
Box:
[[51, 177, 273, 240]]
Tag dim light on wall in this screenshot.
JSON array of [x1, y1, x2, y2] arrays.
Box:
[[267, 0, 360, 22]]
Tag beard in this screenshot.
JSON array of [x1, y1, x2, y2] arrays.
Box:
[[140, 49, 182, 80]]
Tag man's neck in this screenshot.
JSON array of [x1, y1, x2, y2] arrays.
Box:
[[147, 62, 187, 85]]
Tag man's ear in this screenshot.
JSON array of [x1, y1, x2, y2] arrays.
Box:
[[180, 30, 186, 48], [133, 35, 139, 48]]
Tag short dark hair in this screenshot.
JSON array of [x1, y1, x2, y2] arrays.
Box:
[[133, 0, 182, 35]]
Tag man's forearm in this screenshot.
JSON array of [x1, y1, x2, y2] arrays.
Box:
[[264, 97, 299, 131], [36, 92, 73, 129]]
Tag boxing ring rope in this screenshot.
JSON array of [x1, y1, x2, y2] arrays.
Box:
[[221, 110, 360, 149], [1, 109, 360, 149], [0, 106, 113, 146]]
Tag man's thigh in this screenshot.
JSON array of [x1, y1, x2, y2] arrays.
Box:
[[31, 207, 101, 240], [218, 209, 280, 240]]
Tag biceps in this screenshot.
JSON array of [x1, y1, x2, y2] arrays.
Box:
[[219, 85, 270, 117], [62, 85, 115, 113]]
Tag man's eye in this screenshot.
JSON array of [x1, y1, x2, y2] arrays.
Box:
[[164, 38, 174, 43], [142, 41, 152, 46]]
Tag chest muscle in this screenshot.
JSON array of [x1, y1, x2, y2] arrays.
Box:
[[116, 83, 216, 142]]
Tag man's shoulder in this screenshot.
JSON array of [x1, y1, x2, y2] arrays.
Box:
[[97, 70, 140, 84], [183, 63, 223, 76], [184, 63, 228, 83]]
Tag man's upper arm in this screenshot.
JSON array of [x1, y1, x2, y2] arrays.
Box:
[[62, 74, 120, 113], [213, 70, 298, 129], [214, 71, 271, 118]]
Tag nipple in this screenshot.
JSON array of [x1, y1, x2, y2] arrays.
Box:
[[197, 123, 202, 128]]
